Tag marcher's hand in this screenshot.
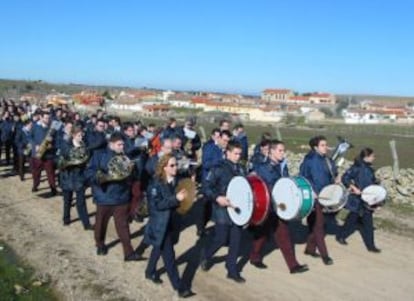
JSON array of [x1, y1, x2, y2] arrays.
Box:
[[176, 189, 188, 202], [351, 187, 362, 195], [216, 196, 230, 207]]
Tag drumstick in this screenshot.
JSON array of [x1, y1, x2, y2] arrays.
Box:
[[228, 203, 241, 214], [277, 202, 286, 211]]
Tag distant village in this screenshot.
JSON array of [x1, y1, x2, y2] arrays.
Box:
[[12, 86, 414, 124]]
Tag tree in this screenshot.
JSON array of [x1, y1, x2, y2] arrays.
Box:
[[102, 90, 113, 100]]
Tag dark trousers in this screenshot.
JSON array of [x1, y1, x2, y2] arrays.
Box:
[[62, 189, 91, 228], [2, 141, 12, 164], [204, 223, 242, 276], [196, 196, 212, 232], [339, 210, 375, 249], [17, 154, 28, 180], [305, 202, 329, 257], [129, 180, 142, 217], [146, 230, 181, 291], [250, 214, 299, 270], [94, 203, 134, 257], [31, 157, 56, 190]]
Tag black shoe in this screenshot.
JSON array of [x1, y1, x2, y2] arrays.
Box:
[[96, 246, 108, 256], [145, 273, 163, 284], [290, 264, 309, 274], [200, 259, 211, 271], [124, 251, 147, 262], [134, 214, 144, 223], [196, 229, 205, 237], [250, 261, 267, 269], [304, 250, 321, 258], [227, 274, 246, 284], [322, 256, 334, 265], [178, 289, 195, 298], [336, 236, 348, 245], [32, 187, 38, 192], [84, 224, 94, 231], [63, 220, 70, 226], [368, 247, 381, 253], [50, 188, 58, 197]]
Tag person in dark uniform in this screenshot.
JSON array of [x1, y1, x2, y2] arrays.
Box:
[[299, 135, 338, 265], [58, 126, 92, 229], [14, 118, 33, 181], [144, 153, 194, 298], [0, 111, 14, 166], [85, 132, 145, 261], [85, 118, 107, 157], [30, 111, 58, 196], [122, 122, 146, 222], [200, 140, 247, 283], [196, 129, 231, 236], [336, 147, 381, 252], [250, 140, 309, 274], [249, 138, 270, 172]]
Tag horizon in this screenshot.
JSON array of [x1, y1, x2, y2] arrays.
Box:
[[3, 77, 414, 99], [1, 1, 414, 97]]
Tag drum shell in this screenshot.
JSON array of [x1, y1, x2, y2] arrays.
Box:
[[247, 174, 270, 226], [272, 176, 314, 221]]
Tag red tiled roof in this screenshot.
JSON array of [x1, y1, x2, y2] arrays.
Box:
[[263, 89, 292, 94]]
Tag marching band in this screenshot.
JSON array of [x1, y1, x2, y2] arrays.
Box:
[[0, 99, 387, 299]]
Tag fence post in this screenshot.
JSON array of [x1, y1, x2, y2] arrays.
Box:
[[389, 140, 400, 183]]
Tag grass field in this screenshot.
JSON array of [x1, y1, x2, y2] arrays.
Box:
[[0, 242, 58, 301]]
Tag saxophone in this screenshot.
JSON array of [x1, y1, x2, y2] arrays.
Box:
[[35, 121, 59, 159]]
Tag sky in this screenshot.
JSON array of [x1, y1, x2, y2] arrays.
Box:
[[1, 0, 414, 96]]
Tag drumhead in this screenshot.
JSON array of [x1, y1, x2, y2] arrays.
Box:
[[226, 176, 254, 226], [272, 178, 301, 220], [319, 184, 345, 207], [362, 185, 387, 205]]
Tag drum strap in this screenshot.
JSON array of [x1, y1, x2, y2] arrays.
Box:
[[325, 157, 336, 183]]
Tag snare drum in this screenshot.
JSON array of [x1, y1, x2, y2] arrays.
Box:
[[226, 176, 254, 226], [318, 184, 348, 213], [362, 185, 387, 208], [272, 177, 314, 221]]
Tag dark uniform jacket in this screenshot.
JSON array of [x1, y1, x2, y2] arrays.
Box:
[[342, 160, 377, 213], [31, 122, 56, 160], [203, 159, 246, 225], [299, 150, 337, 194], [58, 140, 88, 191], [14, 126, 32, 156], [144, 178, 181, 247], [254, 158, 289, 216], [201, 139, 223, 181], [85, 148, 131, 205], [85, 130, 107, 156]]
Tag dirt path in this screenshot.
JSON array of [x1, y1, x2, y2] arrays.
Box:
[[0, 169, 413, 301]]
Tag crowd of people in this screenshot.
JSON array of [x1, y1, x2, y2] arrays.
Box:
[[0, 98, 382, 298]]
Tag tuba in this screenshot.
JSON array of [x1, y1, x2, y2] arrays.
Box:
[[96, 154, 134, 184]]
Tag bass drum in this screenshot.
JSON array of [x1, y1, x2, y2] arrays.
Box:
[[226, 176, 254, 226], [272, 177, 314, 221], [247, 174, 270, 226]]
